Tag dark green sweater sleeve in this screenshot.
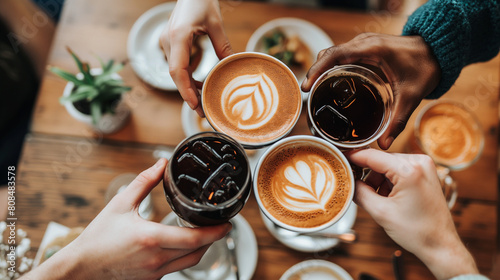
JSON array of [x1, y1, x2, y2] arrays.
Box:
[[403, 0, 500, 99]]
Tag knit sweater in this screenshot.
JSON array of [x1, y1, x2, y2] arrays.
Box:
[[403, 0, 500, 99]]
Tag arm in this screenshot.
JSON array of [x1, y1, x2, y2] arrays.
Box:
[[21, 158, 231, 280], [346, 149, 480, 280], [160, 0, 233, 117], [302, 0, 500, 150], [403, 0, 500, 99], [301, 33, 440, 149], [0, 0, 55, 79]]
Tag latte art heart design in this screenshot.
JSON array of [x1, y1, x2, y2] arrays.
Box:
[[274, 155, 337, 212], [221, 73, 279, 130]]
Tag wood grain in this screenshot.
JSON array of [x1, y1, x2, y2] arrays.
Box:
[[17, 134, 496, 279], [19, 0, 499, 279]]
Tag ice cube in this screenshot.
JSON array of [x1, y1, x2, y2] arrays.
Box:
[[193, 140, 223, 162], [331, 77, 356, 108], [177, 153, 207, 169]]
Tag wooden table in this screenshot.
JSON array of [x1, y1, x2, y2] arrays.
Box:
[[17, 0, 498, 279]]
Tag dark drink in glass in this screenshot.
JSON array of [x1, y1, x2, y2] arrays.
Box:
[[164, 132, 251, 226], [311, 75, 384, 142], [307, 65, 393, 149]]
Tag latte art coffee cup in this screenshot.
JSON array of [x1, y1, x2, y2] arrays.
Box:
[[202, 52, 302, 149], [254, 136, 354, 232], [414, 100, 484, 170]]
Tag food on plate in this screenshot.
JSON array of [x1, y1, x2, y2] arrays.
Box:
[[39, 227, 84, 264], [262, 29, 313, 71]]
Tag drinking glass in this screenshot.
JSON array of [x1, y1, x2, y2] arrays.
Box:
[[307, 64, 394, 150], [412, 100, 484, 208], [163, 132, 252, 279]]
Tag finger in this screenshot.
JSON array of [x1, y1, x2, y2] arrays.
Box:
[[346, 149, 408, 181], [207, 18, 234, 60], [301, 43, 366, 92], [353, 179, 387, 215], [167, 31, 202, 112], [378, 92, 421, 150], [376, 179, 394, 197], [152, 223, 231, 249], [119, 158, 168, 208], [157, 244, 211, 276]]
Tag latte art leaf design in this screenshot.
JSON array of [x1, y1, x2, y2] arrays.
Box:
[[274, 155, 337, 212], [221, 73, 279, 130]]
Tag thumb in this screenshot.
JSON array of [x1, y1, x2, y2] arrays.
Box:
[[353, 179, 387, 221], [378, 93, 421, 150], [119, 158, 168, 208]]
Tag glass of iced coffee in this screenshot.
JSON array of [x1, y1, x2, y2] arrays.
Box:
[[163, 132, 252, 279]]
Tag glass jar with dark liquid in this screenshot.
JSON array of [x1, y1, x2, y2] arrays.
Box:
[[164, 132, 251, 280], [164, 132, 251, 226], [307, 65, 393, 149]]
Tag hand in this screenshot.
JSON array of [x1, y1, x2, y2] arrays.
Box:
[[346, 149, 478, 280], [160, 0, 233, 117], [302, 33, 441, 149], [23, 158, 231, 280]]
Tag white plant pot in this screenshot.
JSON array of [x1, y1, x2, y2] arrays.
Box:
[[62, 68, 131, 134]]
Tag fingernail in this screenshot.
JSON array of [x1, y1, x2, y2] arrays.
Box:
[[385, 137, 394, 149], [187, 100, 196, 110], [226, 223, 233, 233], [155, 158, 166, 168]]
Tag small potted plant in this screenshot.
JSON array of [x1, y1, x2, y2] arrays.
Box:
[[50, 48, 132, 134]]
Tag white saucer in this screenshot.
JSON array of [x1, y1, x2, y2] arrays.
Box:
[[280, 260, 353, 280], [127, 2, 219, 91], [160, 213, 258, 280], [246, 17, 334, 101], [261, 204, 357, 253], [181, 101, 268, 173]]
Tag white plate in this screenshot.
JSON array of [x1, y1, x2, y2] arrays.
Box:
[[261, 204, 357, 253], [160, 213, 258, 280], [127, 2, 219, 91], [280, 260, 353, 280], [246, 17, 334, 100], [181, 101, 268, 173]]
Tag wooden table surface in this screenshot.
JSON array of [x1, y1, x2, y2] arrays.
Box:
[[17, 0, 499, 279]]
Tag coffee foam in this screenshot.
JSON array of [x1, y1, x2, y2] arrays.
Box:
[[257, 142, 351, 228], [221, 73, 279, 130], [203, 55, 301, 145], [419, 103, 481, 167]]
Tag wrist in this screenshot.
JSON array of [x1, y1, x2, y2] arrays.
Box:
[[23, 241, 89, 280], [418, 234, 478, 279]]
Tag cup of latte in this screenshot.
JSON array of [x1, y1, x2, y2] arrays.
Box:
[[307, 65, 393, 149], [202, 52, 303, 149], [253, 135, 354, 233], [413, 100, 484, 171]]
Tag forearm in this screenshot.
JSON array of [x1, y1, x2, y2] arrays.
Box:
[[19, 244, 87, 280], [0, 0, 55, 79], [403, 0, 500, 99], [416, 233, 479, 280]]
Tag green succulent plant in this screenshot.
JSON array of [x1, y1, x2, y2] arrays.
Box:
[[50, 47, 131, 125]]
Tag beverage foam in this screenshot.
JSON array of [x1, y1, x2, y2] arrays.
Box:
[[419, 103, 481, 167], [203, 55, 301, 145], [221, 73, 279, 130], [257, 142, 351, 228]]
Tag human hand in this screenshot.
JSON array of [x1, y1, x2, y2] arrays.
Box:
[[160, 0, 233, 117], [346, 149, 478, 279], [23, 158, 231, 280], [302, 33, 441, 149]]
